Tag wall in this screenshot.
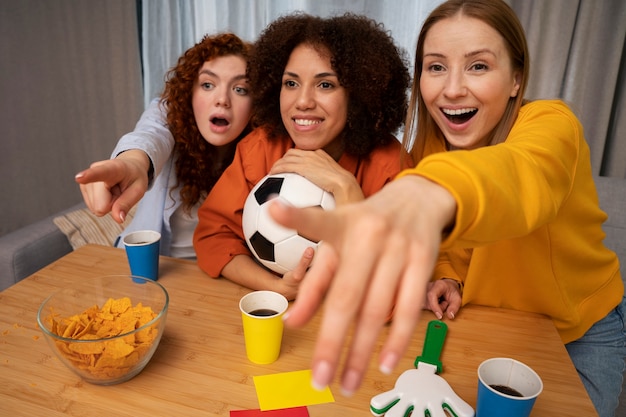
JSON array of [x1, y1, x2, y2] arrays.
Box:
[[0, 0, 144, 236]]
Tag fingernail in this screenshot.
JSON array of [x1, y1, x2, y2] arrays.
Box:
[[379, 352, 398, 375], [119, 211, 126, 222], [311, 360, 332, 391], [448, 311, 455, 319], [435, 311, 443, 320], [341, 369, 360, 397], [75, 172, 84, 179], [282, 310, 290, 321]]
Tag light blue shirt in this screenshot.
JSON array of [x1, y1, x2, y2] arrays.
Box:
[[111, 99, 181, 257]]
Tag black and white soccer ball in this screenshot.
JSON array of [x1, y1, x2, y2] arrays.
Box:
[[242, 172, 336, 275]]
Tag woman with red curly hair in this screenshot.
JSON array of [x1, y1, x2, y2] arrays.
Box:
[[76, 33, 253, 259]]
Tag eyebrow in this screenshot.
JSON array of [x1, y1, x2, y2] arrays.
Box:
[[198, 69, 247, 81], [283, 71, 338, 79], [465, 48, 496, 58], [423, 48, 497, 59]]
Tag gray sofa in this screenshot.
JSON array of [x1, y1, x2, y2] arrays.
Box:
[[594, 175, 626, 416], [0, 203, 84, 291], [595, 176, 626, 270]]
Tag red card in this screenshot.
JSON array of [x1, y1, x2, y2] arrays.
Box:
[[230, 407, 309, 417]]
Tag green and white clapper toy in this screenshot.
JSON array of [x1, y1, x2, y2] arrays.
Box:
[[370, 320, 475, 417]]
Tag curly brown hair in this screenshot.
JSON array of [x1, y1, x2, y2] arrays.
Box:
[[161, 33, 253, 211], [248, 13, 410, 157]]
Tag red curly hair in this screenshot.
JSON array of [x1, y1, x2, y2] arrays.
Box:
[[161, 33, 253, 211]]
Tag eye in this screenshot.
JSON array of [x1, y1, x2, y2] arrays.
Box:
[[283, 80, 298, 89], [234, 86, 249, 96], [201, 82, 215, 90], [470, 63, 489, 71], [427, 64, 445, 73], [319, 81, 334, 90]]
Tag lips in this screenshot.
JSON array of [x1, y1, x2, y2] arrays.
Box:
[[442, 108, 477, 124]]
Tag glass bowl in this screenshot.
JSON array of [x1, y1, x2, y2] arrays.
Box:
[[37, 275, 169, 385]]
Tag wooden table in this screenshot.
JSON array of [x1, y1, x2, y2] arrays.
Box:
[[0, 244, 597, 416]]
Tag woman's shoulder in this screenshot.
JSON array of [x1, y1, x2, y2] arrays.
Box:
[[369, 134, 403, 156], [236, 128, 294, 173], [517, 99, 583, 133], [238, 127, 270, 147], [360, 135, 413, 172], [238, 127, 292, 150], [520, 99, 579, 120], [512, 99, 585, 152], [237, 128, 276, 156]]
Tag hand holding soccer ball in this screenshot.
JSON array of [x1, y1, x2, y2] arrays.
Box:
[[242, 173, 336, 275]]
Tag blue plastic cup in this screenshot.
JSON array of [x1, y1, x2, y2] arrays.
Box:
[[476, 358, 543, 417], [122, 230, 161, 281]]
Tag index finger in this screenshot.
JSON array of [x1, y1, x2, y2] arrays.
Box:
[[75, 160, 125, 187], [268, 198, 342, 254], [269, 199, 341, 325]]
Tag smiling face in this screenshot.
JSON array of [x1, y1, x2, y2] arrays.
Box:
[[420, 14, 521, 150], [279, 44, 349, 160], [191, 55, 252, 148]]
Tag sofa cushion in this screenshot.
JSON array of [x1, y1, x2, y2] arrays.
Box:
[[594, 175, 626, 272], [53, 206, 135, 249]]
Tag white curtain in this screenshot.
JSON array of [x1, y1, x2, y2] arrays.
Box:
[[140, 0, 626, 178], [140, 0, 444, 107]]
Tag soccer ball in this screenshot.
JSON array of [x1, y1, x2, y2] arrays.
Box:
[[242, 172, 336, 275]]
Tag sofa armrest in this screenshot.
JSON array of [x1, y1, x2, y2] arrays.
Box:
[[0, 203, 85, 291]]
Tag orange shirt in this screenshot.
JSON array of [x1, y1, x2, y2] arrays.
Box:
[[194, 128, 410, 278]]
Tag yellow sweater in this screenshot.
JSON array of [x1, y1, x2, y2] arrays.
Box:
[[399, 100, 623, 343]]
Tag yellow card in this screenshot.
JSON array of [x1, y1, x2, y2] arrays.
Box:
[[253, 370, 335, 411]]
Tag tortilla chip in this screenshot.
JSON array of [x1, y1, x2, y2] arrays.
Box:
[[47, 297, 158, 380]]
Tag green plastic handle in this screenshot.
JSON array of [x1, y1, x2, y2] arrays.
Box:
[[414, 320, 448, 374]]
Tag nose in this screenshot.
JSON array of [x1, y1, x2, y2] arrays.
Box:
[[295, 86, 315, 110], [216, 87, 231, 108], [443, 69, 467, 99]]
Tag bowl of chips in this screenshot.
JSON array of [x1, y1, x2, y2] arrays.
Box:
[[37, 274, 169, 385]]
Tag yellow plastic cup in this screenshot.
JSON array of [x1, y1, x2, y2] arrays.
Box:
[[239, 291, 288, 364]]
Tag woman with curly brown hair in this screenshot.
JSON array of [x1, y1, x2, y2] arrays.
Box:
[[193, 13, 412, 300], [76, 33, 253, 259]]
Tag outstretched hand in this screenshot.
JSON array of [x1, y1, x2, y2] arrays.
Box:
[[269, 175, 457, 395], [75, 150, 151, 223]]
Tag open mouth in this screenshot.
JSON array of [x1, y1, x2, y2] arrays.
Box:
[[211, 117, 230, 127], [442, 108, 477, 125]]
